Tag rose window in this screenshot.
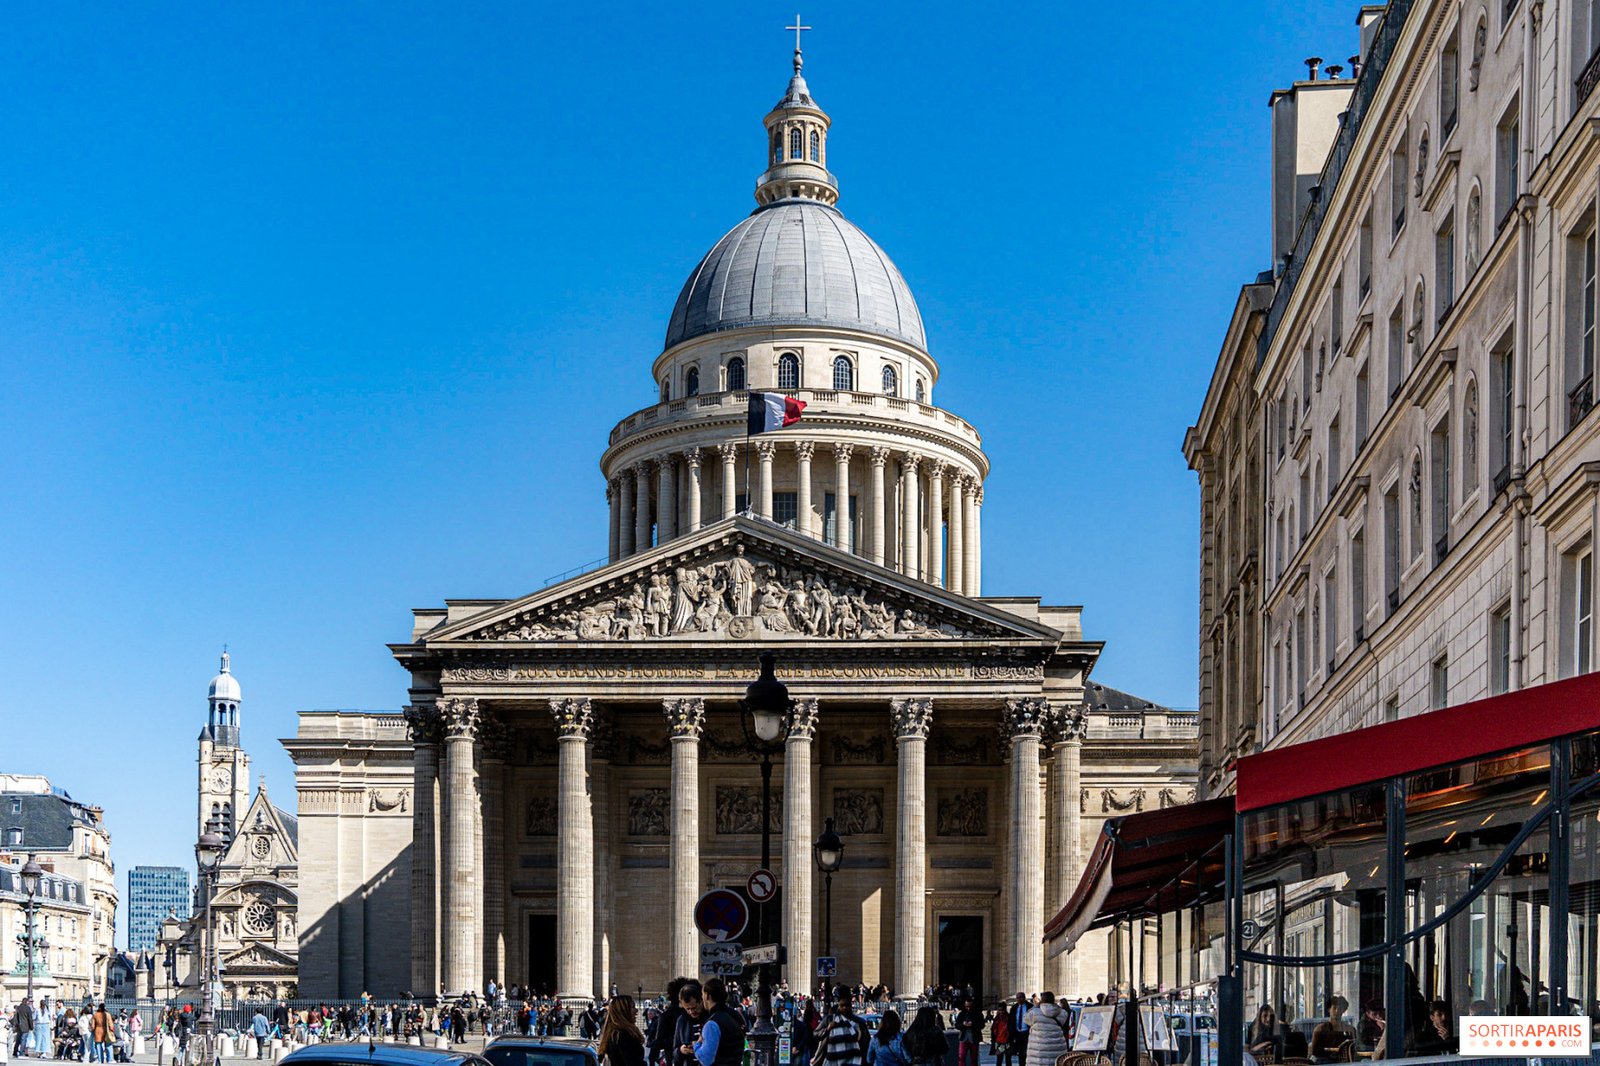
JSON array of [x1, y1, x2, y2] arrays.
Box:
[[243, 899, 273, 935], [250, 836, 272, 860]]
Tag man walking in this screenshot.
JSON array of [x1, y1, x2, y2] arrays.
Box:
[[953, 998, 984, 1066], [1007, 995, 1030, 1066], [687, 980, 745, 1066], [250, 1009, 271, 1060], [12, 997, 34, 1058]]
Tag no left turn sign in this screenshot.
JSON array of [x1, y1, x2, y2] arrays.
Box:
[[747, 868, 777, 903]]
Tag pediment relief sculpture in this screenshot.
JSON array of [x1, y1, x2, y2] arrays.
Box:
[[462, 544, 997, 644]]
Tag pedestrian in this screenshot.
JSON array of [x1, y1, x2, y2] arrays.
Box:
[[900, 1008, 948, 1066], [953, 999, 983, 1066], [1020, 996, 1066, 1066], [1006, 995, 1029, 1066], [91, 1003, 114, 1064], [687, 980, 745, 1066], [649, 979, 688, 1066], [250, 1009, 271, 1060], [989, 1005, 1010, 1066], [598, 995, 646, 1066], [866, 1010, 904, 1066], [813, 985, 868, 1066]]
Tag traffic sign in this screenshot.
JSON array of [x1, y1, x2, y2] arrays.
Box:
[[747, 868, 778, 903], [815, 956, 837, 978], [700, 960, 743, 977], [741, 943, 785, 966], [700, 942, 742, 965], [1240, 918, 1260, 941], [693, 888, 750, 942]]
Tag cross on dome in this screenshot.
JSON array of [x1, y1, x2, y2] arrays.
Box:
[[786, 14, 811, 71]]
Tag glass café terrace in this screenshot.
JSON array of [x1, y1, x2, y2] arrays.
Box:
[[1045, 672, 1600, 1063]]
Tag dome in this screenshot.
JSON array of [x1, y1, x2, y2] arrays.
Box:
[[209, 650, 241, 702], [665, 200, 926, 352]]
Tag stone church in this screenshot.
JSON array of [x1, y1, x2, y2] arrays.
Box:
[[287, 45, 1196, 1004]]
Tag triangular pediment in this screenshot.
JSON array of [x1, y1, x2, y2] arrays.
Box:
[[425, 517, 1062, 646], [222, 788, 299, 867], [222, 943, 297, 971]]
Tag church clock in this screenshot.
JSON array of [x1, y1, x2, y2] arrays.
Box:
[[210, 767, 232, 792]]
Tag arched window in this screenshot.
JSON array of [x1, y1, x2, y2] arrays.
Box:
[[882, 365, 899, 396], [833, 355, 855, 391], [727, 357, 746, 392], [777, 352, 800, 390], [661, 380, 670, 403], [686, 367, 700, 397], [789, 128, 803, 160], [915, 379, 927, 403], [809, 130, 820, 162], [772, 133, 783, 164]]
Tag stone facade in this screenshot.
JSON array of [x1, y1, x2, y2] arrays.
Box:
[[289, 45, 1197, 1005], [1190, 1, 1600, 778]]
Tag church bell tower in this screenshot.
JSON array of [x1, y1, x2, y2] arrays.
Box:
[[196, 650, 251, 844]]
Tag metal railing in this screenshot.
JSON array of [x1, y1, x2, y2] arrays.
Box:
[[1579, 46, 1600, 108], [1570, 375, 1595, 429]]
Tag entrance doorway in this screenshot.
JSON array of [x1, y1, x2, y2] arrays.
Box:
[[527, 914, 557, 995], [938, 916, 984, 1000]]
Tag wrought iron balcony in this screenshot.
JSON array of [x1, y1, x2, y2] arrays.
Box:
[[1354, 623, 1366, 644], [1570, 376, 1595, 429], [1580, 46, 1600, 109], [1493, 464, 1513, 495], [1434, 534, 1449, 567], [1387, 587, 1400, 615]]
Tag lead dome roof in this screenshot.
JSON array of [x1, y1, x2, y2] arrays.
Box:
[[664, 199, 926, 353]]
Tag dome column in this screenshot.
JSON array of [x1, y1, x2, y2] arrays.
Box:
[[973, 486, 984, 594], [795, 441, 815, 538], [757, 441, 776, 519], [633, 461, 653, 552], [657, 457, 678, 542], [685, 448, 703, 533], [832, 444, 854, 551], [607, 481, 621, 564], [962, 481, 978, 594], [900, 452, 921, 579], [868, 447, 889, 566], [928, 460, 946, 587], [949, 476, 967, 595], [719, 442, 739, 520], [619, 470, 636, 557]]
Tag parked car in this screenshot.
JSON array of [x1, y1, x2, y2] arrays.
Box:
[[483, 1035, 601, 1066], [283, 1044, 492, 1066]]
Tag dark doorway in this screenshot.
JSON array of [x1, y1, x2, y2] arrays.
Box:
[[527, 914, 557, 996], [938, 916, 983, 1000]]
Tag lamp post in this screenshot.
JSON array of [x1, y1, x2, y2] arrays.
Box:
[[194, 831, 225, 1066], [812, 818, 843, 987], [740, 652, 792, 1066], [20, 853, 43, 1012]]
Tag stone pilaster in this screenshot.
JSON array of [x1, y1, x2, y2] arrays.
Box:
[[479, 710, 513, 989], [440, 696, 481, 997], [664, 697, 706, 979], [927, 460, 945, 587], [869, 446, 889, 566], [1004, 696, 1048, 996], [404, 704, 442, 1000], [795, 440, 815, 538], [607, 481, 621, 564], [685, 448, 703, 533], [891, 697, 933, 1000], [633, 461, 653, 552], [757, 440, 776, 519], [719, 442, 739, 520], [658, 455, 678, 541], [783, 699, 819, 988], [619, 469, 636, 557], [832, 444, 853, 550], [550, 697, 595, 1005], [1048, 703, 1088, 994], [949, 475, 966, 595], [973, 486, 984, 594], [900, 453, 922, 579]]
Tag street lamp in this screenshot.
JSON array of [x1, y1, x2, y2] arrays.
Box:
[[740, 652, 792, 1066], [812, 817, 843, 980], [20, 853, 43, 1011], [195, 830, 225, 1066]]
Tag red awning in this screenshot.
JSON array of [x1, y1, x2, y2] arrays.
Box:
[[1042, 796, 1233, 956], [1235, 671, 1600, 813]]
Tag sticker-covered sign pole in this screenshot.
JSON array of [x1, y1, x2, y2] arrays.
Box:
[[741, 650, 793, 1066]]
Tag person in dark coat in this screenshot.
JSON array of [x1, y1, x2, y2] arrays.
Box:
[[650, 980, 689, 1066], [599, 996, 647, 1066]]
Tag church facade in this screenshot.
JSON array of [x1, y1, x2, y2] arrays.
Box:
[[288, 47, 1196, 1004]]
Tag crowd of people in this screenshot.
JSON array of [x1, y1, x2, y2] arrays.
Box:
[[6, 997, 141, 1062]]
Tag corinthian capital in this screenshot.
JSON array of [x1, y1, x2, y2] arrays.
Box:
[[901, 451, 922, 476], [404, 704, 443, 746], [549, 697, 594, 740], [794, 440, 816, 462], [890, 697, 933, 741], [440, 697, 480, 740], [719, 441, 740, 463], [755, 440, 777, 461], [663, 697, 706, 739], [789, 698, 820, 740], [1003, 697, 1049, 740], [684, 446, 703, 470], [926, 458, 947, 480], [832, 443, 854, 463], [1051, 702, 1089, 744], [478, 709, 514, 760], [868, 445, 890, 469]]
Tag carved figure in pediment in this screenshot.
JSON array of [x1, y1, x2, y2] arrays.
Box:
[[810, 579, 835, 635], [577, 606, 611, 640], [728, 545, 758, 616], [786, 580, 811, 632], [646, 574, 671, 637], [833, 788, 884, 835], [670, 567, 698, 632], [834, 593, 860, 638]]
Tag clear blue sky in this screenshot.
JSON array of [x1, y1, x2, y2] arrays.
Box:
[[0, 2, 1355, 944]]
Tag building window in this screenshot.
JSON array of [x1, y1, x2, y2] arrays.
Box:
[[772, 133, 782, 164], [1384, 487, 1401, 613], [1440, 30, 1460, 138], [1566, 546, 1595, 677], [1359, 208, 1373, 300], [1385, 693, 1401, 722], [1493, 336, 1516, 484], [1301, 342, 1313, 409], [1496, 103, 1520, 226], [915, 378, 926, 403], [8, 800, 17, 815], [809, 130, 820, 162], [1299, 471, 1310, 539], [832, 355, 854, 391], [1431, 653, 1450, 709], [1392, 138, 1409, 237], [1331, 277, 1344, 353], [823, 492, 858, 553], [1388, 302, 1405, 402], [773, 491, 798, 530], [882, 365, 899, 396], [789, 127, 802, 160], [1575, 225, 1598, 429], [1355, 363, 1370, 444], [1585, 0, 1600, 85], [1462, 378, 1479, 492], [776, 352, 800, 390], [1436, 211, 1456, 321], [686, 367, 699, 397], [1276, 396, 1288, 460], [1324, 570, 1339, 671], [660, 380, 670, 403], [1491, 603, 1513, 694], [727, 357, 746, 392], [1431, 420, 1451, 565], [1328, 416, 1341, 493], [1351, 530, 1366, 639], [4, 827, 20, 846]]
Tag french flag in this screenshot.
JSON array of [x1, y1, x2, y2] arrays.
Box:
[[747, 391, 806, 434]]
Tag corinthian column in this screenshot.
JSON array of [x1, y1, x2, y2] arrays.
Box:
[[663, 698, 706, 979], [962, 483, 978, 595], [720, 442, 738, 519], [405, 704, 442, 999], [633, 462, 653, 552], [1048, 704, 1088, 995], [927, 460, 946, 587], [479, 710, 512, 988], [1005, 697, 1048, 996], [783, 699, 819, 989], [891, 697, 933, 1001], [869, 447, 889, 566], [795, 441, 815, 538], [757, 440, 776, 519], [550, 697, 595, 1005], [832, 444, 853, 551], [685, 448, 703, 533], [973, 486, 984, 594], [619, 470, 636, 557], [900, 453, 922, 579], [949, 475, 966, 595], [607, 481, 621, 564], [440, 696, 482, 997], [658, 457, 678, 542]]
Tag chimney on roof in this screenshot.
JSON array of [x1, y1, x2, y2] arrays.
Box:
[[1305, 56, 1322, 80]]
